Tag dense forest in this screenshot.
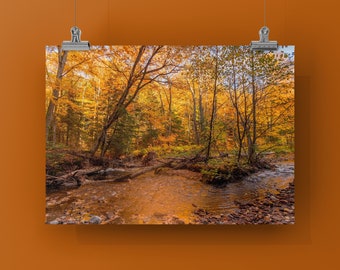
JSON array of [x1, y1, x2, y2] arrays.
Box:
[[46, 45, 294, 224], [46, 45, 294, 165]]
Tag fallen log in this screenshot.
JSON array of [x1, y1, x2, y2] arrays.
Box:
[[84, 162, 172, 184], [46, 155, 207, 189], [46, 167, 102, 189], [87, 168, 128, 180], [115, 163, 169, 182], [46, 162, 171, 188]]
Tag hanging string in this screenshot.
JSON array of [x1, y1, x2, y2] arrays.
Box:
[[108, 0, 110, 43], [264, 0, 266, 26], [74, 0, 77, 26]]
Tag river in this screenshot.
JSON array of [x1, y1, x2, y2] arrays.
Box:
[[46, 162, 294, 224]]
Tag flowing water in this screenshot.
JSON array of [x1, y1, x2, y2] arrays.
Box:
[[46, 162, 294, 224]]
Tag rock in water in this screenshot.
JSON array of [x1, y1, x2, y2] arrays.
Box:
[[48, 220, 60, 225], [89, 216, 102, 224]]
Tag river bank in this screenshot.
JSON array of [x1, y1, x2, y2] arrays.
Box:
[[194, 182, 295, 224]]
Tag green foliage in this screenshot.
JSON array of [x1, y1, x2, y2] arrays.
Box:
[[140, 127, 159, 148], [105, 112, 138, 158], [201, 167, 219, 178]]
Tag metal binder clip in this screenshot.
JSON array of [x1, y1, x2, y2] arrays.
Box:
[[251, 26, 278, 51], [62, 26, 90, 51]]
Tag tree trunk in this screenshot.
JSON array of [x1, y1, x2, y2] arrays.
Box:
[[188, 80, 200, 145], [248, 51, 257, 164], [167, 82, 173, 137], [206, 47, 219, 161], [90, 46, 173, 157], [198, 89, 205, 134], [90, 46, 146, 156], [229, 48, 243, 163], [46, 47, 68, 143], [84, 163, 172, 184], [46, 47, 68, 142]]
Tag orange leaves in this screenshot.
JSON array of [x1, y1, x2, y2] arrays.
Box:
[[46, 45, 294, 155], [158, 134, 177, 145]]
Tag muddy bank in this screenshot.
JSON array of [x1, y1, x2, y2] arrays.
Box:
[[194, 182, 295, 224]]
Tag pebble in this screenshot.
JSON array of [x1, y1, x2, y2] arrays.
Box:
[[48, 220, 60, 225], [89, 216, 102, 224]]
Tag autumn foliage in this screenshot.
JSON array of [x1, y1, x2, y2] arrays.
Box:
[[46, 45, 294, 164]]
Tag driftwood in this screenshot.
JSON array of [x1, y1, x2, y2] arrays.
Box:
[[115, 162, 170, 182], [84, 162, 171, 184], [46, 167, 102, 188]]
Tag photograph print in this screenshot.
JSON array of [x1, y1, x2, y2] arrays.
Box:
[[46, 45, 294, 224]]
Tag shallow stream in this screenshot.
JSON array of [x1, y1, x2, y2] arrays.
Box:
[[46, 162, 294, 224]]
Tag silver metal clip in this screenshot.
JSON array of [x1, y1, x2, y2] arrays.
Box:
[[62, 26, 90, 51], [251, 26, 278, 51]]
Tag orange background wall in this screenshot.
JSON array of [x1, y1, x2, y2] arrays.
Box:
[[1, 0, 339, 269]]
